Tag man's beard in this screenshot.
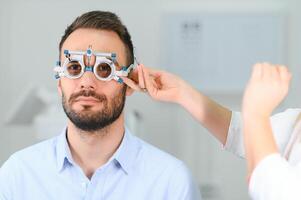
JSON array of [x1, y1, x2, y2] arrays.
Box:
[[62, 86, 126, 132]]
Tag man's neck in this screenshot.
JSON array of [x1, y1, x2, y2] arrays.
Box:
[[66, 116, 125, 179]]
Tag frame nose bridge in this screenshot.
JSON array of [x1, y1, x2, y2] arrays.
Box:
[[83, 54, 96, 67]]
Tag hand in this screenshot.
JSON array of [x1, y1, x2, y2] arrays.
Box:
[[123, 64, 233, 145], [242, 63, 292, 118], [122, 64, 188, 104]]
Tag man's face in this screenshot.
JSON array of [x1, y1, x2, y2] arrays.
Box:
[[58, 28, 130, 132]]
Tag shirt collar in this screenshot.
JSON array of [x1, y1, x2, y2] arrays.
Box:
[[113, 127, 142, 174], [55, 127, 142, 174], [56, 128, 75, 172]]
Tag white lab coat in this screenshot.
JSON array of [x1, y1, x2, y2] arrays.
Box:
[[225, 108, 301, 200]]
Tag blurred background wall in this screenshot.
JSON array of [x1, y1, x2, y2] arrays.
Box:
[[0, 0, 300, 199]]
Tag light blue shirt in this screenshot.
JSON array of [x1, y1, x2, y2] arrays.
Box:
[[0, 128, 201, 200]]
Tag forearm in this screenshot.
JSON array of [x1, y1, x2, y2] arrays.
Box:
[[243, 114, 278, 175], [177, 82, 232, 145]]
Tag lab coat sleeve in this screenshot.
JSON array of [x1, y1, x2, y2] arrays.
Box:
[[223, 111, 245, 158], [249, 153, 301, 200], [224, 109, 301, 158]]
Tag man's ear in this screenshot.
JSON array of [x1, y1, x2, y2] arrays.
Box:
[[126, 85, 134, 96], [57, 79, 63, 97]]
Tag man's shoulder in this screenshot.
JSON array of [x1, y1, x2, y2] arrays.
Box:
[[136, 136, 182, 163], [0, 135, 59, 183], [8, 135, 59, 165], [132, 135, 201, 198], [133, 135, 190, 175]]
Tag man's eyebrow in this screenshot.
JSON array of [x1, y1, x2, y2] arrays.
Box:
[[101, 55, 122, 66]]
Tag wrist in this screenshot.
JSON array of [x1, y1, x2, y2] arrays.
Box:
[[242, 107, 272, 119], [242, 111, 271, 125], [175, 80, 197, 107]]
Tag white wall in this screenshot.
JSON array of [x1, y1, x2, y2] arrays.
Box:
[[0, 0, 300, 200]]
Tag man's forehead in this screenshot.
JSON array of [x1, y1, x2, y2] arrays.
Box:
[[63, 29, 122, 46]]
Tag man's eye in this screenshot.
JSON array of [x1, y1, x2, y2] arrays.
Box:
[[96, 63, 112, 78], [66, 61, 82, 76]]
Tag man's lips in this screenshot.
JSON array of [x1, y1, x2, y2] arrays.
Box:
[[74, 96, 101, 103]]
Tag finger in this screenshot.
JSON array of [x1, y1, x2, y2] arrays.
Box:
[[251, 63, 263, 80], [138, 64, 146, 89], [154, 74, 163, 89], [151, 78, 158, 89], [121, 77, 144, 92], [139, 65, 166, 81], [143, 66, 163, 75], [129, 67, 139, 82], [278, 66, 291, 82], [141, 65, 158, 97], [270, 64, 280, 80], [262, 62, 274, 80]]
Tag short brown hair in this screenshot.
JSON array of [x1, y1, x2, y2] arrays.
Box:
[[59, 11, 134, 66]]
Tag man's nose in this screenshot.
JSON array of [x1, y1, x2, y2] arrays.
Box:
[[79, 69, 98, 90]]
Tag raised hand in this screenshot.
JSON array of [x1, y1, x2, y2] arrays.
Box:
[[242, 63, 292, 118]]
